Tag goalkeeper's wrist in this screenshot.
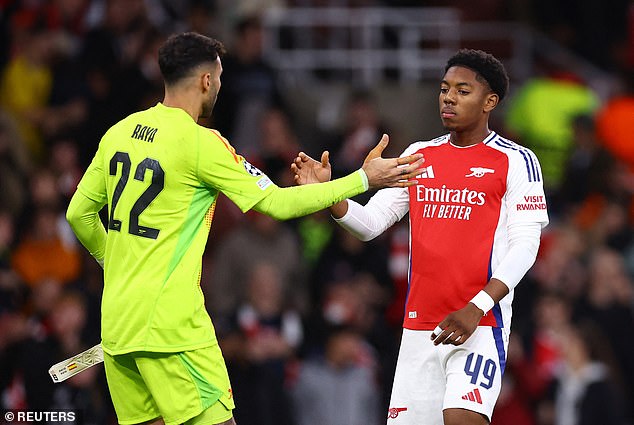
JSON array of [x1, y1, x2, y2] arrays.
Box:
[[357, 168, 369, 191], [470, 290, 495, 314]]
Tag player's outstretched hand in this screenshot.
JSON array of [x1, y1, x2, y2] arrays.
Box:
[[430, 304, 484, 346], [291, 150, 331, 185], [362, 134, 424, 190]]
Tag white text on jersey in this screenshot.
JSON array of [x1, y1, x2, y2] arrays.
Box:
[[416, 185, 486, 206]]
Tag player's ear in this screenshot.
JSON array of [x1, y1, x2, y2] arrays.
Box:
[[484, 92, 498, 112], [201, 72, 211, 92]]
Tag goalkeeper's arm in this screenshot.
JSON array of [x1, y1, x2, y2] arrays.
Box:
[[252, 169, 368, 220], [66, 190, 107, 267]]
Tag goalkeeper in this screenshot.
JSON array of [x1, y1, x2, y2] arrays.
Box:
[[66, 31, 423, 425]]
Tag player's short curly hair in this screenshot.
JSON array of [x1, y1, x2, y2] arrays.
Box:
[[445, 49, 509, 101], [158, 32, 226, 85]]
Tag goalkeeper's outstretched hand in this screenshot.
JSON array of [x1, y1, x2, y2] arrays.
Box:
[[291, 150, 331, 185], [291, 134, 424, 189]]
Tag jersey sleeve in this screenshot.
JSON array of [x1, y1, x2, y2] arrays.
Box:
[[66, 190, 107, 263], [196, 129, 275, 212], [334, 187, 408, 241], [77, 140, 108, 204], [505, 148, 549, 228], [254, 170, 367, 220], [334, 142, 415, 240]]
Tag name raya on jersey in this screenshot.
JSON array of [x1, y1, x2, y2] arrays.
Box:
[[403, 132, 548, 330], [77, 103, 275, 354]]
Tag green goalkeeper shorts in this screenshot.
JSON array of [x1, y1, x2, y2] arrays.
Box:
[[103, 344, 235, 425]]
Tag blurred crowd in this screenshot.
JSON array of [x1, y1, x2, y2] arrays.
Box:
[[0, 1, 633, 425]]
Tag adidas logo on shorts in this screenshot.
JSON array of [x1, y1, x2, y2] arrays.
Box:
[[461, 388, 482, 404]]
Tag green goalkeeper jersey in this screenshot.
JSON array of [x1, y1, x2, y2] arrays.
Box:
[[78, 103, 276, 355]]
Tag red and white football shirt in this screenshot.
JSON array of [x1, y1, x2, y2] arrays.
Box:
[[342, 132, 548, 331], [406, 132, 547, 329]]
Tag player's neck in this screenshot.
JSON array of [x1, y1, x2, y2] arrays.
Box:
[[449, 126, 491, 147], [163, 90, 202, 122]]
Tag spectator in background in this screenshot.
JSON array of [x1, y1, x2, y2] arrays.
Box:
[[1, 290, 109, 419], [290, 329, 381, 425], [11, 167, 79, 287], [107, 26, 166, 114], [330, 90, 391, 179], [29, 168, 64, 209], [584, 197, 633, 252], [257, 107, 302, 186], [0, 274, 66, 410], [18, 0, 90, 40], [504, 66, 599, 191], [212, 14, 285, 154], [563, 160, 633, 255], [0, 110, 31, 218], [0, 211, 23, 315], [208, 211, 307, 322], [595, 72, 634, 172], [576, 247, 634, 418], [12, 1, 92, 148], [184, 0, 219, 37], [497, 290, 575, 425], [221, 262, 302, 425], [557, 114, 616, 213], [384, 221, 410, 330], [526, 292, 573, 387], [11, 204, 80, 288], [538, 321, 628, 425], [529, 222, 587, 301], [306, 223, 399, 404], [490, 335, 541, 425], [23, 166, 78, 240], [0, 15, 72, 162], [303, 270, 397, 413], [77, 0, 154, 166], [310, 224, 391, 307], [49, 139, 83, 201]]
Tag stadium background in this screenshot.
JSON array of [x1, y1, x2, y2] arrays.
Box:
[[0, 0, 633, 424]]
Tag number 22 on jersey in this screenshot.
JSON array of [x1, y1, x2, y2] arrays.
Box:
[[109, 151, 164, 239]]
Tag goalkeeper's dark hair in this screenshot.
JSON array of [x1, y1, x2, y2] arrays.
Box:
[[445, 49, 509, 101], [158, 32, 226, 85]]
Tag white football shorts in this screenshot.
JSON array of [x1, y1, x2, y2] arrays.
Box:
[[387, 326, 509, 425]]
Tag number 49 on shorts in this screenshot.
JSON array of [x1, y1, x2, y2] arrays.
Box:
[[463, 352, 497, 389]]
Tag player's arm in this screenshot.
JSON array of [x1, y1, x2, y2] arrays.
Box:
[[254, 146, 419, 221], [291, 134, 416, 234], [332, 188, 409, 241], [431, 222, 542, 346], [66, 190, 107, 267], [253, 169, 366, 220], [482, 149, 548, 309], [202, 131, 421, 220], [485, 221, 542, 299], [66, 143, 108, 268], [432, 150, 548, 346], [291, 149, 352, 219], [256, 140, 422, 220]]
